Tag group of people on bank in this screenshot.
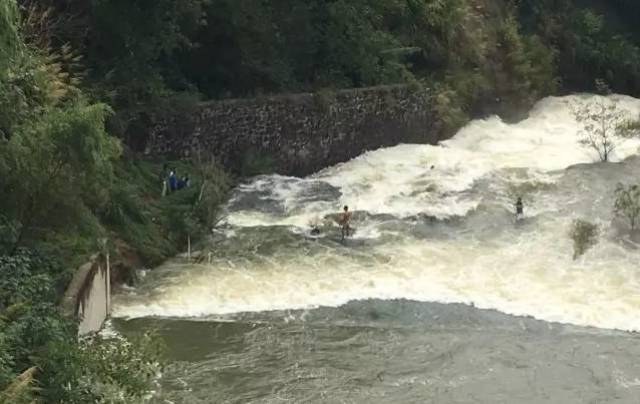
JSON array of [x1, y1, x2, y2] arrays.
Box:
[[161, 164, 191, 196]]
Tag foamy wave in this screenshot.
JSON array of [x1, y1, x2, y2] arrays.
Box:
[[223, 95, 640, 228], [113, 94, 640, 332]]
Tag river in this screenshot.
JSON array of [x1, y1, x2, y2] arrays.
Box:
[[112, 94, 640, 403]]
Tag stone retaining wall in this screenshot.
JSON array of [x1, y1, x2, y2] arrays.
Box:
[[144, 85, 443, 176]]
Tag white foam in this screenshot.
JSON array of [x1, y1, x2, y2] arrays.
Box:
[[225, 95, 640, 227], [113, 95, 640, 332], [112, 216, 640, 332]]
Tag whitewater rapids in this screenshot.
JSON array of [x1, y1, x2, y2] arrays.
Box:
[[113, 94, 640, 332]]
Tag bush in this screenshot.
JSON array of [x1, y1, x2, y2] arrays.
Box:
[[0, 249, 65, 308], [193, 159, 231, 229], [0, 249, 161, 403], [614, 183, 640, 232], [0, 1, 20, 73], [96, 157, 230, 268], [430, 80, 470, 137], [101, 185, 148, 227], [497, 14, 558, 109], [0, 216, 19, 256], [78, 333, 162, 401], [0, 366, 37, 404], [571, 96, 631, 162], [39, 333, 161, 403], [569, 219, 599, 260], [0, 100, 121, 251]]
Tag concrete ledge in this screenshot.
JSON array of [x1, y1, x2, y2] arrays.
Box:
[[62, 254, 111, 336]]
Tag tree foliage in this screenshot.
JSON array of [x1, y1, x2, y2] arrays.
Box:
[[0, 3, 164, 401], [569, 219, 599, 260], [0, 0, 122, 256], [23, 0, 554, 128], [494, 15, 558, 115], [0, 249, 161, 403], [519, 1, 640, 95], [0, 0, 20, 74], [614, 183, 640, 232], [571, 97, 631, 162], [0, 100, 120, 252], [17, 0, 640, 134], [88, 0, 206, 99]]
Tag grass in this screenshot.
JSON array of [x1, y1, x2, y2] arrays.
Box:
[[29, 156, 232, 279], [102, 158, 232, 274]]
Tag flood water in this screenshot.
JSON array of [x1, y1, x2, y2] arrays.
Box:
[[112, 95, 640, 403]]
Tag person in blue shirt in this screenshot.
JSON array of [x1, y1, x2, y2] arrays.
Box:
[[169, 170, 178, 192]]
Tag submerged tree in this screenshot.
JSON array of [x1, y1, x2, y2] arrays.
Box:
[[613, 183, 640, 232], [569, 219, 599, 260], [571, 96, 631, 162]]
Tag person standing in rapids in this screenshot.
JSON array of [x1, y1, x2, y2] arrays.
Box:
[[339, 205, 352, 241], [515, 197, 524, 221]]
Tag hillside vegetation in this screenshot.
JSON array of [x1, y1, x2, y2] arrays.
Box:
[[2, 0, 640, 401], [26, 0, 640, 138]]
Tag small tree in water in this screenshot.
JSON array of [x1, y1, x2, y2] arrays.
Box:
[[569, 219, 599, 260], [571, 97, 631, 162], [614, 183, 640, 232]]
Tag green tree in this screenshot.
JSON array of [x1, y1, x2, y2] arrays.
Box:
[[0, 101, 121, 251], [614, 183, 640, 232], [0, 0, 20, 73], [569, 219, 599, 260], [83, 0, 207, 141], [571, 97, 631, 162], [497, 15, 558, 109], [520, 2, 640, 96], [88, 0, 206, 85], [0, 249, 161, 403]]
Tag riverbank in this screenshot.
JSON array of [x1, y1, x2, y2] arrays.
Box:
[[103, 157, 232, 287], [0, 154, 232, 402]]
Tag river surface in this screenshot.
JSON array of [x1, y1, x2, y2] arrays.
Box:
[[112, 95, 640, 403]]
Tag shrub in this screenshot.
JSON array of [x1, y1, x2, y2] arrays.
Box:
[[0, 0, 20, 74], [193, 158, 232, 229], [497, 14, 559, 108], [571, 96, 631, 162], [614, 183, 640, 232], [0, 249, 161, 403], [0, 100, 121, 250], [569, 219, 599, 259], [79, 333, 162, 401], [430, 80, 469, 136], [39, 333, 162, 403], [0, 249, 65, 308]]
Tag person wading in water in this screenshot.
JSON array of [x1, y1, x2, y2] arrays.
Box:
[[515, 197, 524, 221], [310, 216, 322, 236], [339, 205, 352, 241]]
